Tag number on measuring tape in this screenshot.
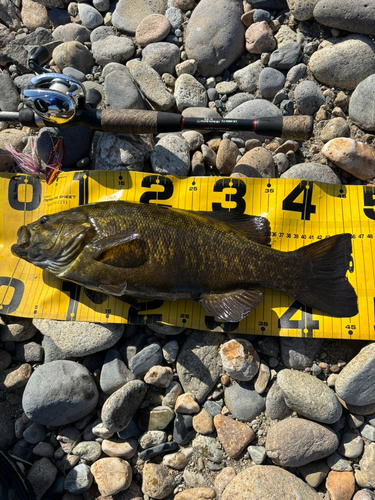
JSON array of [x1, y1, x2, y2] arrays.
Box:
[[282, 181, 316, 220], [73, 172, 89, 205], [0, 277, 24, 314], [212, 178, 246, 213], [127, 300, 164, 324], [8, 176, 41, 211], [278, 300, 319, 334], [363, 186, 375, 220], [140, 176, 174, 205]]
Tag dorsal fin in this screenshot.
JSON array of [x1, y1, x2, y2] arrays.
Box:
[[194, 211, 271, 246]]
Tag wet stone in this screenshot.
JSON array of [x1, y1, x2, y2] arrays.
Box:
[[138, 441, 179, 461], [173, 413, 196, 445]]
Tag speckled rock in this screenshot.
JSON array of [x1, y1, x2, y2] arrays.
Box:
[[1, 318, 36, 342], [192, 434, 224, 463], [142, 41, 180, 75], [214, 415, 255, 459], [52, 41, 95, 74], [234, 147, 275, 177], [309, 35, 375, 91], [320, 117, 350, 142], [246, 21, 276, 54], [135, 14, 171, 47], [177, 330, 225, 403], [192, 408, 215, 435], [221, 466, 322, 500], [174, 73, 207, 112], [359, 443, 375, 488], [184, 0, 245, 77], [27, 458, 58, 500], [175, 488, 217, 500], [225, 381, 266, 422], [335, 343, 375, 406], [144, 365, 173, 388], [92, 35, 135, 65], [216, 139, 240, 175], [151, 134, 190, 175], [233, 60, 263, 93], [112, 0, 166, 35], [265, 381, 293, 420], [265, 417, 339, 467], [287, 0, 319, 21], [142, 463, 174, 499], [326, 471, 356, 500], [294, 80, 325, 115], [322, 138, 375, 180], [71, 441, 102, 462], [280, 162, 341, 184], [162, 447, 194, 470], [277, 369, 343, 423], [314, 0, 375, 37], [220, 339, 260, 382], [214, 467, 236, 496], [91, 457, 132, 497]]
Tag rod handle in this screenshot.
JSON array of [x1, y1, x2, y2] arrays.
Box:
[[100, 109, 182, 134]]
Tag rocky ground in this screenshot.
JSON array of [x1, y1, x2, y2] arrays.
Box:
[[1, 0, 375, 499]]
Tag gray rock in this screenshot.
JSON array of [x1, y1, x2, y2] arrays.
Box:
[[294, 80, 325, 115], [225, 99, 282, 142], [93, 0, 110, 11], [0, 401, 16, 450], [26, 458, 57, 500], [0, 73, 20, 111], [259, 67, 285, 99], [90, 26, 115, 43], [47, 8, 70, 27], [314, 0, 375, 37], [0, 25, 14, 66], [280, 337, 324, 369], [225, 93, 255, 113], [253, 9, 271, 23], [287, 0, 320, 21], [359, 443, 375, 488], [78, 3, 103, 29], [222, 465, 322, 500], [233, 60, 263, 93], [127, 59, 175, 111], [309, 35, 375, 91], [176, 330, 225, 403], [185, 0, 245, 77], [277, 369, 342, 424], [22, 360, 99, 426], [100, 349, 135, 395], [15, 342, 44, 364], [62, 66, 86, 82], [23, 422, 47, 444], [327, 452, 353, 471], [349, 74, 375, 131], [162, 341, 179, 364], [362, 424, 375, 442], [129, 343, 163, 378], [92, 36, 135, 66], [335, 343, 375, 406], [248, 445, 267, 465], [266, 382, 293, 420], [250, 0, 287, 8], [265, 417, 339, 467], [112, 0, 166, 34], [286, 63, 307, 83], [0, 0, 22, 30], [64, 464, 93, 494], [165, 6, 182, 29], [269, 41, 301, 70], [281, 162, 341, 184], [104, 69, 145, 110], [339, 431, 364, 458], [192, 434, 224, 463], [174, 73, 207, 112], [151, 134, 190, 175], [5, 28, 54, 74], [224, 382, 265, 421], [52, 41, 95, 74], [91, 131, 153, 171], [139, 430, 167, 449], [33, 319, 125, 358], [101, 380, 147, 432], [142, 41, 180, 75], [53, 23, 91, 43], [72, 441, 102, 462]]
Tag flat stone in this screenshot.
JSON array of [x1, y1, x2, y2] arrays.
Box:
[[225, 381, 265, 421], [22, 360, 98, 426], [135, 14, 170, 47], [286, 63, 307, 83], [129, 343, 163, 378], [138, 441, 179, 461], [277, 369, 342, 424], [339, 431, 364, 458], [27, 458, 58, 500], [33, 319, 125, 358], [176, 330, 225, 403], [314, 0, 375, 37], [112, 0, 166, 35], [162, 447, 194, 470], [173, 413, 196, 445], [234, 147, 275, 177], [335, 343, 375, 406], [309, 35, 375, 91], [265, 417, 339, 467], [281, 162, 341, 183], [259, 67, 285, 99], [359, 443, 375, 488], [323, 138, 375, 180], [163, 381, 183, 408], [142, 41, 180, 75], [349, 74, 375, 131], [101, 380, 147, 432], [151, 134, 190, 175], [78, 3, 103, 29], [268, 41, 301, 70], [184, 0, 245, 77], [142, 462, 174, 499], [254, 361, 270, 394], [221, 465, 321, 500], [326, 471, 356, 500], [175, 488, 216, 500], [52, 41, 95, 74], [100, 349, 135, 395], [92, 35, 134, 65], [299, 461, 330, 488], [214, 415, 255, 459], [91, 457, 132, 497]]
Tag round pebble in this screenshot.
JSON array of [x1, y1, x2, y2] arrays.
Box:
[[91, 457, 132, 497]]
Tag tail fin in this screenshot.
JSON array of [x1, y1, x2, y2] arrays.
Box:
[[290, 234, 358, 318]]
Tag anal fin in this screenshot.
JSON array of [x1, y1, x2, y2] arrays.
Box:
[[199, 289, 263, 322]]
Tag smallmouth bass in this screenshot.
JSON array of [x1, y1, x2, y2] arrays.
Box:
[[11, 201, 358, 322]]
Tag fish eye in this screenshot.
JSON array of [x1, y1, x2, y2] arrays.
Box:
[[40, 216, 48, 225]]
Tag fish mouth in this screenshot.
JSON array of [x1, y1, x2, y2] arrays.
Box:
[[11, 226, 32, 256]]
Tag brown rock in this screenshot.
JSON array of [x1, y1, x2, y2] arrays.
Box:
[[191, 151, 206, 176], [299, 461, 330, 488], [214, 415, 255, 459], [3, 363, 32, 390], [52, 41, 95, 73], [241, 10, 255, 28], [233, 147, 275, 177], [254, 360, 270, 394], [359, 442, 375, 488], [135, 14, 171, 47], [21, 0, 50, 31], [245, 21, 276, 54], [175, 393, 200, 414], [214, 467, 236, 496], [1, 317, 36, 342], [274, 140, 299, 154], [175, 487, 216, 500], [320, 117, 350, 143], [192, 408, 215, 435], [219, 339, 260, 382], [144, 365, 173, 388], [326, 471, 355, 500], [206, 138, 222, 151], [91, 457, 132, 497], [216, 139, 240, 175], [101, 438, 138, 459], [355, 468, 373, 489], [322, 138, 375, 180], [141, 463, 174, 499]]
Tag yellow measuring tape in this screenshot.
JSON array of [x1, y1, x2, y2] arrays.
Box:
[[0, 171, 374, 339]]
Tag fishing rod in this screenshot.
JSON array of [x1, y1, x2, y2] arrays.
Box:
[[3, 46, 313, 141]]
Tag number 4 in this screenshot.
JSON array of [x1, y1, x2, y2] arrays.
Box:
[[282, 181, 316, 220]]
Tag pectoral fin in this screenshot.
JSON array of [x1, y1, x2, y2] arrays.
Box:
[[199, 289, 263, 322], [93, 232, 149, 269]]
